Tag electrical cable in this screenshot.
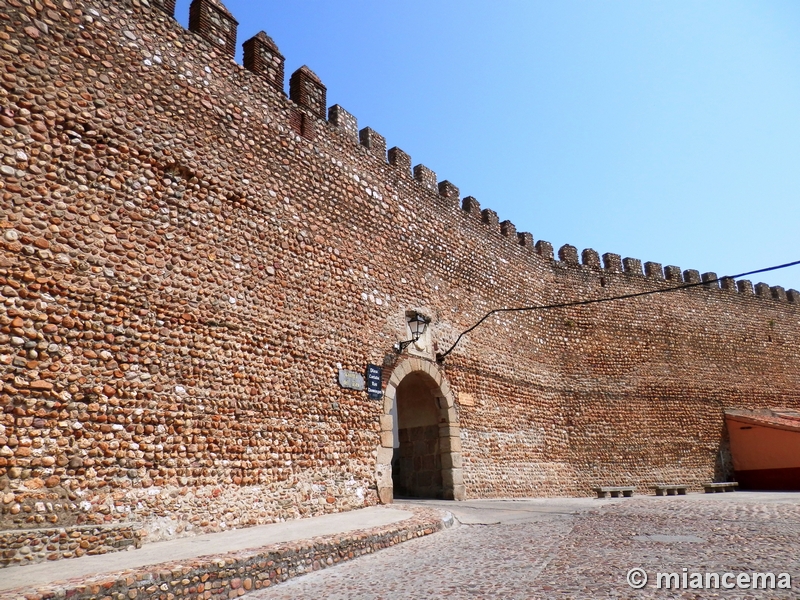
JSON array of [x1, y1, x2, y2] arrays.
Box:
[[437, 259, 800, 361]]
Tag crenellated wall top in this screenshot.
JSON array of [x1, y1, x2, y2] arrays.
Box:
[[113, 0, 800, 304]]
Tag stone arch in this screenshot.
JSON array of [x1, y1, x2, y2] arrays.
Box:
[[375, 358, 465, 503]]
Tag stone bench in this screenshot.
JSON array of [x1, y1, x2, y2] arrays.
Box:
[[595, 486, 635, 498], [703, 482, 738, 493], [652, 484, 688, 496]]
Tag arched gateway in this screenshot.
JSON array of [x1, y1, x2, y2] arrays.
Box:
[[375, 358, 466, 503]]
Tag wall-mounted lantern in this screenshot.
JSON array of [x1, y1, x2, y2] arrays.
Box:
[[393, 311, 430, 353]]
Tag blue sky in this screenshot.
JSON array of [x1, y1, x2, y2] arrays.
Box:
[[174, 1, 800, 291]]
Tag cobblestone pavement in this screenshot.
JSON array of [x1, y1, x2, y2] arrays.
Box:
[[252, 493, 800, 599]]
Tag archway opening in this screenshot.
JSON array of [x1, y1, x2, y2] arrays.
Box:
[[392, 371, 444, 499]]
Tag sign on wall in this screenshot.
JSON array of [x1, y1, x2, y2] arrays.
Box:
[[366, 364, 383, 399], [338, 369, 365, 391]]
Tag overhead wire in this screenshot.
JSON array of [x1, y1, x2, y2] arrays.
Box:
[[437, 259, 800, 360]]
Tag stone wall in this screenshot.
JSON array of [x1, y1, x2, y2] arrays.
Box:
[[1, 0, 799, 563], [0, 505, 452, 599], [0, 522, 141, 567]]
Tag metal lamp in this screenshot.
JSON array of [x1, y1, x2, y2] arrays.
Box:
[[393, 312, 430, 353]]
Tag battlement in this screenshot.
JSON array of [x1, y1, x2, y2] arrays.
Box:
[[188, 0, 238, 59], [242, 31, 284, 94], [15, 0, 799, 305], [175, 0, 800, 304]]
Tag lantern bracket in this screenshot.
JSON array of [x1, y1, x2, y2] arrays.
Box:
[[393, 311, 430, 353]]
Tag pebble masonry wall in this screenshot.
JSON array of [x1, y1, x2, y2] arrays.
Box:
[[0, 505, 450, 600], [1, 0, 799, 566]]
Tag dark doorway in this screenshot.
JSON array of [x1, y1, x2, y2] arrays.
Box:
[[392, 371, 444, 499]]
